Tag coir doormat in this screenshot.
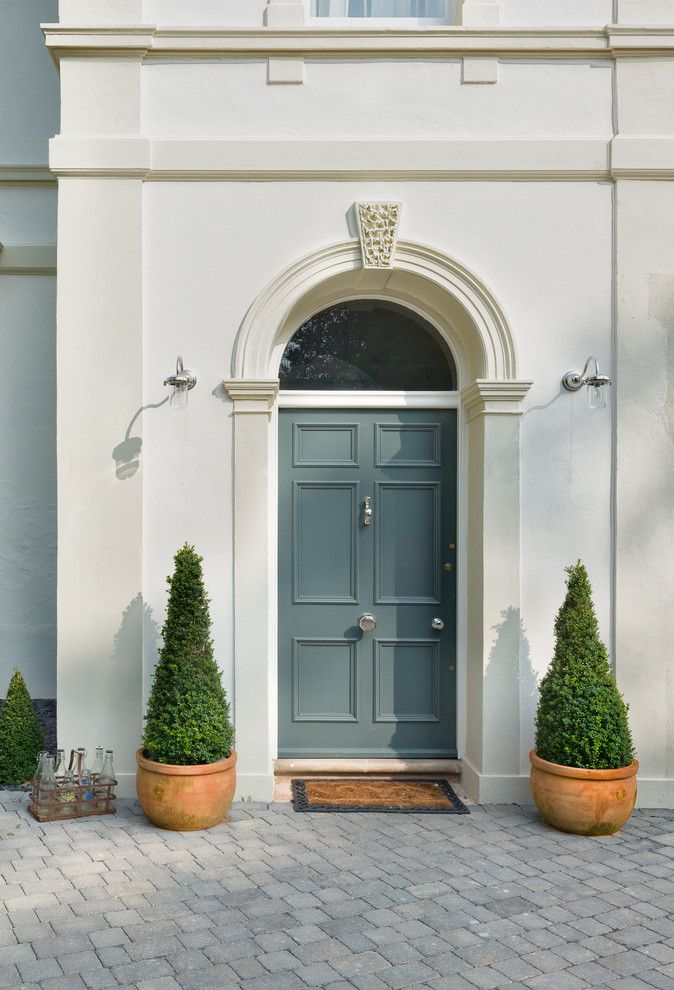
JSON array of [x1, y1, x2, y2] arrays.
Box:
[[291, 777, 469, 814]]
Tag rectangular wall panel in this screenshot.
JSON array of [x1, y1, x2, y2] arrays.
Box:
[[292, 638, 357, 722], [293, 481, 358, 602], [374, 639, 440, 722]]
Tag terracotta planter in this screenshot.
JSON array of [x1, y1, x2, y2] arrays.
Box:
[[136, 749, 236, 831], [529, 750, 638, 836]]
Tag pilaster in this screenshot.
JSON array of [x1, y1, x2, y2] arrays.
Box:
[[460, 380, 532, 803], [57, 178, 144, 799], [223, 379, 280, 802], [616, 0, 674, 23]]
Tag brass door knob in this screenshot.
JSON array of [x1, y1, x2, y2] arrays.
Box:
[[444, 562, 453, 573]]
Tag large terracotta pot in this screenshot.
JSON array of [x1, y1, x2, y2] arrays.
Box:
[[529, 750, 638, 836], [136, 749, 237, 831]]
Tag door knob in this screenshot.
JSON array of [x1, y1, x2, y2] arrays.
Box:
[[431, 618, 445, 631], [357, 612, 377, 632], [363, 497, 373, 527]]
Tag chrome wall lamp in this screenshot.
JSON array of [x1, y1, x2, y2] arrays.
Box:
[[562, 356, 612, 411], [163, 356, 197, 410]]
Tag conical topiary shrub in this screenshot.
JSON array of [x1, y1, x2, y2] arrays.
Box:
[[535, 561, 634, 770], [0, 669, 44, 786], [143, 544, 234, 766]]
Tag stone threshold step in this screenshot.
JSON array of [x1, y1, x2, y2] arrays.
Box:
[[274, 758, 462, 776]]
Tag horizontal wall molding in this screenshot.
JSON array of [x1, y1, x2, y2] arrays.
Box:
[[50, 136, 618, 180], [0, 165, 55, 184], [611, 134, 674, 177], [0, 246, 57, 275], [50, 136, 674, 181], [42, 24, 674, 63]]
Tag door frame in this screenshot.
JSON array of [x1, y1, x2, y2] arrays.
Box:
[[224, 238, 532, 803], [275, 392, 465, 760]]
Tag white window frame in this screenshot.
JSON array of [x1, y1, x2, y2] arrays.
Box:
[[308, 0, 455, 25]]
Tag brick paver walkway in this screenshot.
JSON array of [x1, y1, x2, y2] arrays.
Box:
[[1, 795, 674, 990]]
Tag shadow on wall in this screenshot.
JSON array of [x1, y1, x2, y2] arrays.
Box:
[[112, 398, 168, 480], [484, 606, 538, 770], [112, 593, 159, 722]]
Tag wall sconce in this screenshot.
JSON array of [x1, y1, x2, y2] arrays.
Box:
[[163, 356, 197, 410], [562, 356, 612, 411]]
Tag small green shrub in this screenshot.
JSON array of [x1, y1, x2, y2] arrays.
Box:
[[143, 544, 234, 766], [535, 561, 634, 770], [0, 669, 44, 786]]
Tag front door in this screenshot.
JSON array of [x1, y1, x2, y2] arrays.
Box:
[[278, 408, 457, 757]]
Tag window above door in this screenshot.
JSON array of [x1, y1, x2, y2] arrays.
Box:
[[280, 301, 457, 391], [310, 0, 456, 23]]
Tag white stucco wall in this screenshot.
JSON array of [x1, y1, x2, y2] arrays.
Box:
[[0, 0, 58, 700], [46, 0, 674, 803], [141, 179, 613, 777]]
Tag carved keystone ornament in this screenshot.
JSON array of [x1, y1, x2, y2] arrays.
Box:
[[356, 201, 402, 269]]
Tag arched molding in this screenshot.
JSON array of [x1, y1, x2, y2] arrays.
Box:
[[232, 238, 519, 385]]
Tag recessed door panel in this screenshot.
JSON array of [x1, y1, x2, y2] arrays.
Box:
[[293, 423, 359, 467], [375, 423, 441, 467], [293, 482, 358, 603], [375, 482, 440, 603], [374, 639, 440, 723], [292, 639, 357, 722], [279, 408, 457, 758]]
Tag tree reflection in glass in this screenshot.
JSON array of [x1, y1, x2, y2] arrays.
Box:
[[279, 301, 457, 391]]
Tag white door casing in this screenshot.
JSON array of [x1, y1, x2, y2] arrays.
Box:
[[224, 238, 531, 802]]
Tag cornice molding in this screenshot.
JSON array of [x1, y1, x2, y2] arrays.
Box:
[[223, 379, 280, 413], [0, 166, 55, 184], [0, 245, 57, 275], [43, 24, 637, 63], [461, 380, 533, 420]]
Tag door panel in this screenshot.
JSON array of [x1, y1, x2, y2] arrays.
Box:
[[279, 408, 457, 758], [293, 482, 359, 603], [375, 482, 440, 603], [292, 639, 358, 722], [375, 423, 441, 467], [293, 423, 359, 467], [374, 640, 440, 723]]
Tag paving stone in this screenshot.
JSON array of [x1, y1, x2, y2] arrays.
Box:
[[3, 799, 674, 990], [16, 956, 63, 982]]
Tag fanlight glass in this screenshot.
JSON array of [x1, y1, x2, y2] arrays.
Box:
[[312, 0, 452, 16], [279, 301, 457, 391]]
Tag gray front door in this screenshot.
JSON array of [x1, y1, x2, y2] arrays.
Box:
[[278, 409, 457, 758]]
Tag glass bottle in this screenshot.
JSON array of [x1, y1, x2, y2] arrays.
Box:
[[96, 751, 116, 810], [76, 748, 94, 801], [59, 768, 77, 815], [90, 747, 104, 778], [36, 755, 55, 817], [54, 748, 66, 780], [35, 750, 49, 781]]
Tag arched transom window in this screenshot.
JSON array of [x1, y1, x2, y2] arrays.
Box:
[[279, 300, 457, 391]]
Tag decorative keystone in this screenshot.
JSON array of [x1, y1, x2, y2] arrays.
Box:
[[355, 202, 402, 270]]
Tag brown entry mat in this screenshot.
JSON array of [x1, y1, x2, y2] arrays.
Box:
[[291, 777, 469, 814]]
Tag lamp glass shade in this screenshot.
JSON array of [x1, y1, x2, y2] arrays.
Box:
[[169, 384, 189, 410], [588, 383, 607, 411]]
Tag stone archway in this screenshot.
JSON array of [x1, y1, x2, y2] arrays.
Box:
[[224, 240, 532, 803]]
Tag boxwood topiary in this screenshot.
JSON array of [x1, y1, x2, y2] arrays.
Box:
[[0, 669, 45, 786], [143, 544, 234, 766], [535, 561, 634, 770]]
